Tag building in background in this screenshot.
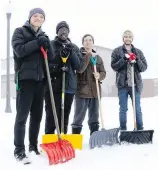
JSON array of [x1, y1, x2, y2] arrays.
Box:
[[1, 45, 158, 98]]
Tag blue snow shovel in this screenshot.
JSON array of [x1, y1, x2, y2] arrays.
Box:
[[89, 55, 120, 149], [120, 63, 154, 144]]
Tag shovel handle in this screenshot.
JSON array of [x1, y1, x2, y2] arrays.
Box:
[[40, 46, 61, 140], [60, 56, 69, 134], [94, 65, 105, 129], [61, 71, 66, 134], [131, 64, 137, 130]]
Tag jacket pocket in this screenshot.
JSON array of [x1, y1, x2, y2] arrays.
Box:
[[78, 81, 89, 95], [116, 72, 126, 87]]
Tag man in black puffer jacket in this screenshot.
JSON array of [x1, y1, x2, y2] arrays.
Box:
[[12, 8, 53, 162], [111, 30, 147, 131], [45, 21, 83, 134]]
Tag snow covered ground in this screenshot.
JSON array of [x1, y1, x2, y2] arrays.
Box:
[[0, 97, 157, 170]]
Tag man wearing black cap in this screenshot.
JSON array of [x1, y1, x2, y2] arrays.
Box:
[[111, 30, 147, 131], [12, 8, 53, 163], [44, 21, 83, 135]]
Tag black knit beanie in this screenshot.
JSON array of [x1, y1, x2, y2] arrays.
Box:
[[56, 21, 70, 34]]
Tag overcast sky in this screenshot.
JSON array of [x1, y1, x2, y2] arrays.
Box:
[[0, 0, 158, 78]]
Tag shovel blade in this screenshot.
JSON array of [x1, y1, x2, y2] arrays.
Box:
[[42, 134, 83, 150], [40, 139, 75, 165], [120, 129, 154, 144], [89, 128, 120, 149]]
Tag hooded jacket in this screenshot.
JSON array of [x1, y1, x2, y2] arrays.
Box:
[[12, 21, 53, 82]]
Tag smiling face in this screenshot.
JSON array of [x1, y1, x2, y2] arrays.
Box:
[[123, 31, 133, 45], [30, 13, 45, 28], [58, 27, 69, 41]]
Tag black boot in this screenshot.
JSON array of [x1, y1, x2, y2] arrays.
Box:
[[90, 123, 99, 135], [29, 145, 40, 155], [72, 127, 82, 134]]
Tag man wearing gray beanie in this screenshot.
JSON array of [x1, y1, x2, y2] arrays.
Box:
[[111, 30, 147, 131], [12, 7, 53, 164]]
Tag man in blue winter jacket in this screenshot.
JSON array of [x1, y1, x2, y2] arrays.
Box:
[[44, 21, 83, 134], [111, 30, 147, 130]]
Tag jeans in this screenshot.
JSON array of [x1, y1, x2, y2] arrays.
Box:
[[118, 87, 143, 130]]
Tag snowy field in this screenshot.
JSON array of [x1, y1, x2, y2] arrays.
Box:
[[0, 97, 157, 170]]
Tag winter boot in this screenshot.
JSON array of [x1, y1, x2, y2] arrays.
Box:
[[29, 145, 40, 155], [89, 123, 99, 135], [72, 127, 82, 134]]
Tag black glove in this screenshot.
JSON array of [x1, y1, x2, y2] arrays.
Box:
[[60, 43, 74, 57], [38, 36, 49, 50], [61, 66, 69, 72], [60, 47, 71, 58]]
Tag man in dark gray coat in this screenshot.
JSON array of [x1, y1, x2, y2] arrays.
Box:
[[111, 30, 147, 130]]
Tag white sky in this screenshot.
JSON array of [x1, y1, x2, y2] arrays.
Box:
[[0, 0, 158, 78]]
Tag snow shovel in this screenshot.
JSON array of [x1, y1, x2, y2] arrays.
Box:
[[60, 54, 83, 150], [89, 56, 120, 149], [42, 46, 83, 150], [120, 63, 154, 144], [40, 47, 75, 165]]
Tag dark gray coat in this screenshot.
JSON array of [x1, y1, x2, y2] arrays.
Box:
[[111, 45, 147, 93]]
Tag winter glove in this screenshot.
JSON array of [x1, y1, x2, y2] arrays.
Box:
[[125, 53, 136, 63], [60, 44, 73, 58], [128, 53, 136, 63], [61, 66, 69, 72], [38, 36, 49, 50]]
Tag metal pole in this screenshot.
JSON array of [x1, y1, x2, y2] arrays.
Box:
[[5, 11, 12, 113]]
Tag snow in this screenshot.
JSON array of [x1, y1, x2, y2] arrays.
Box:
[[0, 97, 157, 170]]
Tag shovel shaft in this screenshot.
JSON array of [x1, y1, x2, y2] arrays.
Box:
[[61, 71, 66, 133], [94, 65, 105, 128], [131, 64, 137, 129], [41, 47, 61, 139]]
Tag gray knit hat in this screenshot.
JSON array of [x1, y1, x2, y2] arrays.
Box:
[[28, 8, 45, 20]]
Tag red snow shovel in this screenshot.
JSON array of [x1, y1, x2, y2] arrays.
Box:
[[120, 63, 154, 144], [40, 47, 75, 165]]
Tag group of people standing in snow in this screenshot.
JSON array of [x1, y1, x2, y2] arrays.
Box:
[[11, 7, 147, 162]]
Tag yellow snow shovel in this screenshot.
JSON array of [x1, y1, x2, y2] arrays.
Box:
[[42, 45, 83, 150]]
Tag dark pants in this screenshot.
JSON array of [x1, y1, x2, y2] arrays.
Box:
[[45, 91, 74, 134], [118, 87, 143, 130], [71, 97, 99, 134], [14, 80, 44, 155]]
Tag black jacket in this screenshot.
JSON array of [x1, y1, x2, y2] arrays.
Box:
[[12, 21, 53, 83], [47, 36, 83, 93], [111, 44, 147, 93]]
